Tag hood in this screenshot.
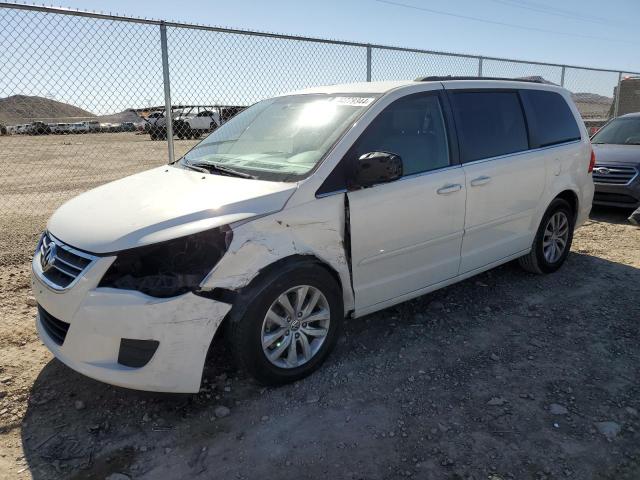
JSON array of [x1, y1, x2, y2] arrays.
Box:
[[48, 166, 297, 253], [592, 144, 640, 165]]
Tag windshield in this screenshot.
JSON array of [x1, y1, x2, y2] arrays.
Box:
[[592, 116, 640, 145], [179, 94, 378, 181]]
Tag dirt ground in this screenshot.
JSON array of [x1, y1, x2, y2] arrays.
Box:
[[1, 133, 640, 480]]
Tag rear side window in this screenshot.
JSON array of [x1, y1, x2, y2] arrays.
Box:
[[521, 90, 581, 147], [450, 91, 529, 163]]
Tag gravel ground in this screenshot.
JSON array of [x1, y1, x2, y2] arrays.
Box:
[[1, 134, 639, 480]]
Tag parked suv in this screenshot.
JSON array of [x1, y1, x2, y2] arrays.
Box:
[[146, 107, 221, 140], [31, 79, 594, 392], [173, 108, 221, 139], [591, 112, 640, 208]]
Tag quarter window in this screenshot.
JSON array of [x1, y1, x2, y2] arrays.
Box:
[[352, 94, 450, 176], [450, 91, 529, 163], [521, 90, 581, 147]]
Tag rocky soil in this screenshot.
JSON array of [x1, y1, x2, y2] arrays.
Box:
[[1, 188, 639, 479]]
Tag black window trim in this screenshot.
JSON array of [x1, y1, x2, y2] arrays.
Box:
[[316, 89, 459, 197], [445, 87, 533, 164]]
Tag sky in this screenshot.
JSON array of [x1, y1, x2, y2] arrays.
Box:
[[54, 0, 640, 72], [2, 0, 639, 116]]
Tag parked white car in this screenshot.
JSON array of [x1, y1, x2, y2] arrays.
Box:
[[31, 78, 594, 392], [174, 108, 221, 139]]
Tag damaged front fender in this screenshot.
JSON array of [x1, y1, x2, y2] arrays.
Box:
[[200, 194, 354, 313]]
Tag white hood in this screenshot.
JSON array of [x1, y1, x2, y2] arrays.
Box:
[[48, 166, 297, 253]]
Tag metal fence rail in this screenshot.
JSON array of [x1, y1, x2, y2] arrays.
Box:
[[1, 2, 639, 220]]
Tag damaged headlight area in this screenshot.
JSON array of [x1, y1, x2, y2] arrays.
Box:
[[98, 226, 232, 298]]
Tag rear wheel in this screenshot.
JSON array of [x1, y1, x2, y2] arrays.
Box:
[[227, 263, 343, 385], [518, 198, 574, 274]]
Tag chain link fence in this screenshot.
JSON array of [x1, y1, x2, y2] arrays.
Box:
[[1, 2, 639, 238]]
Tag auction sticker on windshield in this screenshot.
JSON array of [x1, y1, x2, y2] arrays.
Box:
[[330, 96, 375, 106]]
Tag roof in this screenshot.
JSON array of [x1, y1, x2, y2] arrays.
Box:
[[619, 112, 640, 118], [285, 78, 566, 96]]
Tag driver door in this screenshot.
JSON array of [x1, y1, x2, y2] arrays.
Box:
[[346, 91, 466, 311]]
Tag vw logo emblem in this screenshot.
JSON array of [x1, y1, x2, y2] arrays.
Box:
[[594, 167, 610, 175], [40, 241, 57, 273]]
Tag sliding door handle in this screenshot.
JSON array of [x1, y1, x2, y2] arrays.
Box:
[[470, 175, 491, 187], [437, 183, 463, 195]]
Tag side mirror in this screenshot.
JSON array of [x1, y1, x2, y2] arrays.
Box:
[[352, 151, 403, 188]]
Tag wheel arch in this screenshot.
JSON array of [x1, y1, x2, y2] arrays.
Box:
[[554, 189, 579, 220]]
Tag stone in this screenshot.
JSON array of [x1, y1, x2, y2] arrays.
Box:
[[105, 474, 130, 480], [214, 405, 230, 418], [594, 421, 621, 440], [549, 403, 568, 415]]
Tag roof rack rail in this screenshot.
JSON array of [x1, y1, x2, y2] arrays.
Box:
[[414, 76, 545, 83]]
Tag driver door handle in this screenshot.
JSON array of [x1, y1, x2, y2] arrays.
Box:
[[437, 183, 463, 195], [470, 175, 492, 187]]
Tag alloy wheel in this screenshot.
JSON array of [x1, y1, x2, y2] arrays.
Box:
[[261, 285, 331, 369], [542, 211, 569, 263]]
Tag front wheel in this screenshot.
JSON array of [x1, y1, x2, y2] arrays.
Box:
[[518, 198, 574, 274], [227, 263, 343, 385]]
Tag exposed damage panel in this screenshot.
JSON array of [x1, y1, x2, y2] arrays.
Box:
[[201, 194, 354, 312]]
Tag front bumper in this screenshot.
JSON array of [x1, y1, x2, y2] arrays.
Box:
[[31, 250, 231, 393], [593, 180, 640, 209]]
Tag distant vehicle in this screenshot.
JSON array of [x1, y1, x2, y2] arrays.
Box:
[[591, 112, 640, 208], [84, 121, 101, 133], [120, 122, 136, 132], [32, 79, 594, 392], [146, 106, 225, 140], [99, 123, 122, 133], [68, 122, 89, 134], [173, 108, 221, 139], [30, 121, 51, 135], [54, 123, 71, 134]]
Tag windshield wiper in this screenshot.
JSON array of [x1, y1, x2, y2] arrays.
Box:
[[188, 161, 257, 179]]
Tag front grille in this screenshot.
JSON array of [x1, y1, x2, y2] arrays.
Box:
[[592, 164, 638, 185], [593, 192, 639, 205], [37, 232, 96, 290], [38, 305, 70, 346]]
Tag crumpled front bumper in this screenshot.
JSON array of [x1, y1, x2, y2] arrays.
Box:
[[31, 250, 231, 393]]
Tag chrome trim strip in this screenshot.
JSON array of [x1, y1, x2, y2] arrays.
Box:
[[461, 139, 582, 167], [33, 232, 98, 293], [592, 164, 638, 186]]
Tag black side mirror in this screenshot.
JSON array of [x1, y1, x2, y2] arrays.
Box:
[[352, 151, 403, 188]]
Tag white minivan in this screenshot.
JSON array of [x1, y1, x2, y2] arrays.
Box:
[[32, 78, 595, 392]]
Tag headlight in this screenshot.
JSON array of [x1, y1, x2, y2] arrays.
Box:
[[98, 226, 232, 298]]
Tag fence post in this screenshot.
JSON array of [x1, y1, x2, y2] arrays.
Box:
[[477, 57, 483, 77], [160, 22, 175, 164], [366, 45, 372, 82], [613, 72, 623, 118], [560, 66, 566, 87]]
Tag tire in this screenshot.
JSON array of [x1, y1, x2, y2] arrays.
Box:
[[227, 262, 343, 385], [518, 198, 574, 274], [174, 122, 188, 140]]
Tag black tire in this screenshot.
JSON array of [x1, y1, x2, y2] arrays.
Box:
[[226, 262, 343, 385], [174, 121, 188, 140], [518, 198, 575, 274]]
